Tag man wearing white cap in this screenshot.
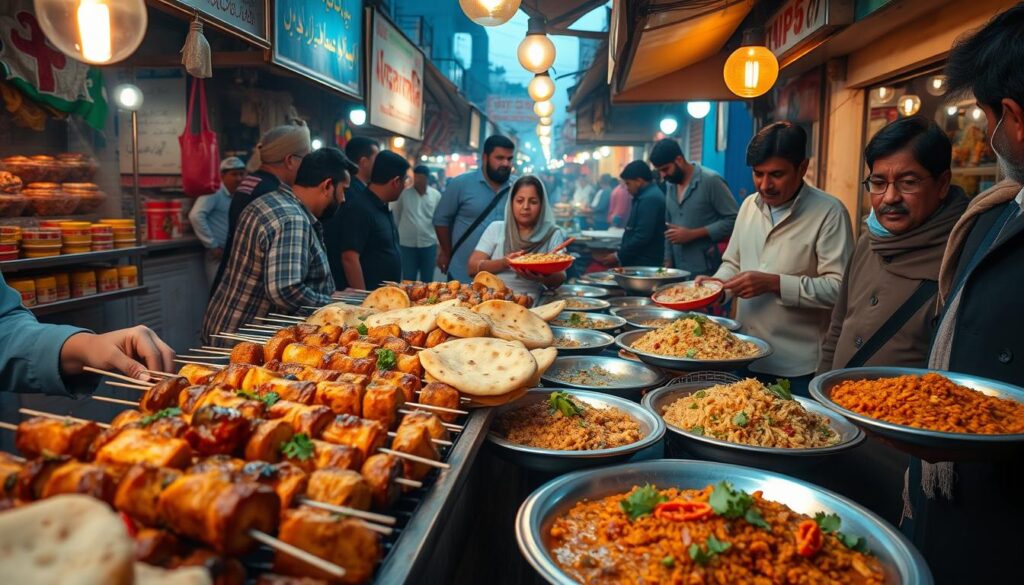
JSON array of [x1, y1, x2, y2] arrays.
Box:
[[189, 156, 246, 284]]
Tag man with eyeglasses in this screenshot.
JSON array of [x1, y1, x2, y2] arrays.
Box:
[[818, 117, 968, 374]]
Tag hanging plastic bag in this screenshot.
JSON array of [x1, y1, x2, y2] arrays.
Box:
[[179, 78, 220, 196], [181, 17, 212, 78]]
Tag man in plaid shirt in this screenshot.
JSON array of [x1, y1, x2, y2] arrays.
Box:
[[202, 148, 356, 344]]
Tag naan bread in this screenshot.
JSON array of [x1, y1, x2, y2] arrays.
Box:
[[525, 347, 558, 387], [361, 286, 411, 311], [364, 300, 459, 332], [305, 302, 378, 327], [529, 299, 566, 322], [472, 271, 506, 291], [419, 337, 537, 396], [135, 563, 213, 585], [473, 300, 553, 349], [436, 307, 491, 338]]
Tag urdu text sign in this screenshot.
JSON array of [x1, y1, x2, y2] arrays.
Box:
[[274, 0, 362, 98]]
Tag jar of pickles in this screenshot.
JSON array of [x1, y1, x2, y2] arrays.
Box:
[[8, 277, 35, 306], [117, 265, 139, 289], [54, 272, 70, 300], [96, 267, 119, 292], [71, 269, 97, 298], [34, 276, 57, 304]]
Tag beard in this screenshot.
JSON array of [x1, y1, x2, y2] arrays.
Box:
[[993, 127, 1024, 184], [320, 199, 341, 221], [667, 164, 686, 184], [486, 163, 511, 184]]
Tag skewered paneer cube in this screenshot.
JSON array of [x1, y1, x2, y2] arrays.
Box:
[[265, 331, 300, 363], [316, 324, 344, 344], [189, 455, 245, 475], [418, 382, 462, 423], [399, 411, 450, 442], [323, 352, 375, 376], [394, 352, 423, 378], [268, 401, 334, 437], [314, 381, 364, 417], [0, 453, 23, 499], [256, 379, 317, 405], [241, 461, 309, 512], [114, 464, 183, 527], [133, 527, 184, 567], [274, 507, 381, 585], [40, 460, 117, 503], [271, 362, 343, 383], [362, 384, 405, 429], [366, 323, 401, 339], [179, 386, 266, 420], [378, 336, 412, 354], [111, 409, 144, 429], [371, 370, 421, 403], [335, 372, 371, 387], [338, 328, 361, 346], [400, 329, 427, 348], [300, 332, 336, 348], [282, 343, 328, 368], [360, 454, 403, 508], [346, 340, 379, 359], [305, 468, 372, 510], [186, 406, 255, 456], [425, 328, 450, 348], [241, 366, 283, 391], [390, 424, 439, 481], [94, 428, 194, 469], [229, 342, 265, 366], [15, 455, 70, 501], [245, 419, 295, 463], [179, 363, 218, 385], [282, 437, 363, 474], [320, 415, 386, 462], [157, 471, 280, 556], [140, 376, 191, 413], [210, 364, 257, 389], [15, 417, 103, 460]]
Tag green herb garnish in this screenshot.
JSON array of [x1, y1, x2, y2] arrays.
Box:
[[619, 484, 667, 521], [689, 425, 704, 436], [425, 295, 438, 304], [744, 506, 770, 529], [548, 391, 584, 418], [568, 312, 585, 326], [375, 348, 397, 371], [708, 481, 769, 529], [356, 322, 368, 336], [732, 411, 749, 427], [766, 378, 793, 401], [815, 512, 870, 552], [689, 402, 698, 409], [660, 555, 675, 568], [689, 314, 709, 336], [656, 267, 667, 275], [236, 390, 280, 407], [694, 390, 706, 398], [281, 433, 314, 461], [688, 535, 732, 566], [140, 407, 182, 426], [814, 512, 842, 533], [685, 348, 698, 358]]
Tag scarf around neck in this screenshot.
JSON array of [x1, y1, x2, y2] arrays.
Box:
[[503, 179, 558, 255]]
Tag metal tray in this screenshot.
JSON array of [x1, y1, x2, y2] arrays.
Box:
[[606, 295, 653, 309], [549, 296, 610, 312], [541, 355, 665, 397], [516, 459, 932, 585], [549, 327, 615, 356], [643, 380, 864, 473], [550, 311, 626, 333], [611, 266, 690, 294], [611, 306, 741, 331], [615, 329, 772, 371], [576, 270, 619, 288], [810, 367, 1024, 461], [487, 389, 666, 473], [549, 283, 607, 298]]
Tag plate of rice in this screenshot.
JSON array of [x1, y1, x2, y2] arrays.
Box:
[[615, 315, 771, 371]]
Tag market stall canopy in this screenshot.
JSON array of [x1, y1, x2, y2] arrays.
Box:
[[519, 0, 610, 28]]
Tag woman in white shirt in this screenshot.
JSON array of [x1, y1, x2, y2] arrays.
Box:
[[468, 175, 567, 300]]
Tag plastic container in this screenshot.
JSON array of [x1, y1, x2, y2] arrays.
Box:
[[63, 183, 106, 214], [0, 225, 20, 243], [0, 242, 17, 261], [34, 276, 57, 304], [54, 272, 70, 300], [61, 245, 92, 255], [38, 220, 64, 229], [23, 183, 78, 216], [8, 277, 35, 306], [71, 270, 97, 297], [59, 221, 92, 246], [22, 227, 61, 242], [117, 265, 139, 289], [96, 267, 119, 292], [145, 200, 179, 241], [90, 223, 112, 236]]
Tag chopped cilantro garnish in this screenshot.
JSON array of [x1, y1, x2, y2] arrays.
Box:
[[356, 322, 368, 336], [548, 391, 584, 418], [688, 535, 731, 566], [619, 484, 667, 521], [660, 555, 675, 567], [281, 433, 314, 461], [140, 407, 181, 426], [732, 411, 749, 427], [236, 390, 280, 407], [689, 425, 704, 436], [685, 348, 698, 358], [709, 481, 769, 529], [766, 378, 793, 400], [815, 512, 870, 552], [375, 348, 397, 371]]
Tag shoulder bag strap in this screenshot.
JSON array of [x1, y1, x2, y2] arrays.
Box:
[[844, 279, 939, 368], [448, 191, 505, 267]]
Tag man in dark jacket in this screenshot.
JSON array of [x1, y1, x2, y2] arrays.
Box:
[[593, 161, 666, 267], [900, 6, 1024, 583]]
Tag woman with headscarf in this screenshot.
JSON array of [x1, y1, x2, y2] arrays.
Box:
[[468, 175, 567, 300]]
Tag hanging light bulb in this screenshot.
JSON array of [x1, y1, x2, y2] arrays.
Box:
[[687, 102, 711, 119], [349, 108, 367, 126], [945, 105, 958, 117], [459, 0, 521, 26], [311, 138, 324, 150], [898, 95, 922, 117], [926, 75, 948, 96], [538, 116, 553, 126], [34, 0, 147, 65], [971, 106, 984, 121], [113, 83, 143, 111], [527, 72, 555, 102], [518, 17, 556, 74], [393, 137, 406, 149], [539, 135, 551, 146], [875, 87, 894, 104], [534, 99, 554, 118], [536, 124, 552, 137], [722, 29, 779, 99], [659, 117, 678, 135], [599, 146, 611, 157]]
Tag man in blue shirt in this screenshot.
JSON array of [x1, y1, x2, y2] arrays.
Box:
[[0, 273, 175, 393], [433, 135, 515, 282], [594, 161, 666, 267], [189, 156, 246, 285]]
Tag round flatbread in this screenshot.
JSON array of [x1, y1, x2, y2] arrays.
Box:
[[472, 300, 553, 349], [0, 494, 134, 585], [361, 286, 411, 311], [306, 302, 378, 327], [472, 270, 506, 291], [525, 347, 558, 387], [364, 299, 459, 332], [437, 307, 491, 338], [465, 385, 529, 407], [529, 299, 566, 322], [419, 337, 537, 397]]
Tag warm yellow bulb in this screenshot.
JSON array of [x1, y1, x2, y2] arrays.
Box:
[[35, 0, 147, 65], [538, 116, 553, 126], [518, 34, 556, 74], [536, 124, 552, 137], [78, 0, 111, 63], [898, 95, 922, 117], [534, 100, 554, 117], [393, 137, 406, 148], [528, 73, 555, 102], [723, 45, 778, 98], [539, 135, 552, 145], [459, 0, 521, 26]]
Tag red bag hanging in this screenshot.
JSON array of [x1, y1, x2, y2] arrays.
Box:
[[179, 78, 220, 196]]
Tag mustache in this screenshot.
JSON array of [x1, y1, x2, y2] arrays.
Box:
[[878, 204, 909, 215]]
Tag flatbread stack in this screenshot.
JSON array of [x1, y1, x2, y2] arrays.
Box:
[[363, 299, 461, 332], [306, 302, 378, 328], [361, 286, 411, 311], [529, 299, 565, 322], [472, 300, 553, 349], [418, 337, 556, 406]]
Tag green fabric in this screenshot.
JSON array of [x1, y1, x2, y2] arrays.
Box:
[[4, 67, 107, 130]]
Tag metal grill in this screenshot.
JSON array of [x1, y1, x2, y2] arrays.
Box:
[[667, 370, 742, 386]]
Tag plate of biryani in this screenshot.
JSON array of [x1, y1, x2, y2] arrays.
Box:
[[550, 296, 611, 312], [642, 378, 863, 471], [652, 280, 724, 310], [541, 355, 664, 396], [811, 367, 1024, 461], [488, 389, 665, 472], [517, 459, 931, 585], [550, 311, 626, 332], [549, 327, 615, 356], [508, 252, 574, 274], [615, 315, 771, 371], [611, 306, 741, 332]]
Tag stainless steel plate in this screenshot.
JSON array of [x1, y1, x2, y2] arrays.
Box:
[[576, 270, 619, 287], [487, 388, 666, 473], [615, 329, 772, 371], [643, 380, 864, 472], [549, 296, 610, 312], [550, 311, 626, 333], [611, 306, 741, 332], [549, 327, 615, 356], [606, 295, 654, 309], [550, 283, 607, 298], [517, 459, 931, 585], [611, 266, 690, 294], [541, 355, 665, 396], [811, 367, 1024, 461]]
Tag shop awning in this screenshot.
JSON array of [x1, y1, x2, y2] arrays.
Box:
[[421, 58, 475, 153], [520, 0, 610, 27]]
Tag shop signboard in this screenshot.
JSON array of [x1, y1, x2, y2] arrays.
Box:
[[765, 0, 854, 60], [368, 11, 424, 139], [162, 0, 267, 45], [273, 0, 362, 99], [116, 69, 187, 175]]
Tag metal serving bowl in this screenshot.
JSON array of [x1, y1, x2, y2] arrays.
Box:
[[642, 380, 864, 473], [551, 311, 627, 333], [550, 283, 608, 298], [549, 327, 615, 356], [487, 388, 666, 473], [611, 266, 690, 294], [611, 306, 741, 332], [549, 296, 610, 312], [516, 459, 932, 585], [541, 355, 665, 398], [615, 329, 772, 371], [606, 295, 653, 309], [811, 366, 1024, 461], [576, 270, 619, 288]]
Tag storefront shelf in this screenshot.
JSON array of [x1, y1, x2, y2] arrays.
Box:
[[0, 247, 146, 273], [28, 286, 147, 316]]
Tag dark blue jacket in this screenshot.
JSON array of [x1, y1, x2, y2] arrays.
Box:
[[619, 182, 666, 266]]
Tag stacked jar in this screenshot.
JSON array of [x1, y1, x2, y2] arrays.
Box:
[[54, 272, 70, 300], [34, 275, 57, 304], [0, 225, 19, 261], [59, 221, 91, 254], [96, 267, 119, 293], [21, 227, 62, 258], [117, 265, 138, 289], [71, 269, 97, 298], [8, 277, 35, 306], [101, 219, 137, 248], [90, 223, 113, 251]]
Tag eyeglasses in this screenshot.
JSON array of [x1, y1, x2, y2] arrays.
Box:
[[862, 176, 930, 195]]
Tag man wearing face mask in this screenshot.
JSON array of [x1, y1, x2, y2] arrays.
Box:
[[433, 135, 516, 282], [649, 139, 738, 276], [201, 148, 355, 344]]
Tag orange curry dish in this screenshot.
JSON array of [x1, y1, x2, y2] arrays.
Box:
[[547, 482, 886, 585], [829, 373, 1024, 434]]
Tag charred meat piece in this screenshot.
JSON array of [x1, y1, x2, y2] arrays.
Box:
[[282, 343, 328, 368], [115, 464, 183, 527], [15, 455, 71, 501], [390, 423, 439, 481], [371, 370, 420, 403], [320, 415, 386, 461], [305, 468, 371, 510], [424, 328, 450, 348], [41, 460, 117, 503], [179, 363, 218, 385], [265, 331, 300, 363], [362, 384, 405, 430], [229, 342, 265, 366], [245, 419, 295, 463], [256, 379, 317, 404], [170, 546, 248, 585], [241, 461, 308, 512], [15, 417, 102, 460], [275, 363, 343, 383], [94, 428, 194, 469], [400, 329, 427, 349], [314, 381, 363, 417], [274, 507, 381, 585], [394, 353, 423, 378], [322, 352, 375, 376], [366, 324, 401, 339], [268, 401, 334, 437], [133, 527, 183, 566], [210, 364, 256, 389], [346, 340, 379, 360], [140, 376, 191, 413], [399, 411, 450, 442], [185, 406, 254, 456], [0, 453, 24, 499], [417, 382, 462, 423], [180, 387, 265, 420], [360, 454, 402, 508], [241, 366, 283, 391]]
